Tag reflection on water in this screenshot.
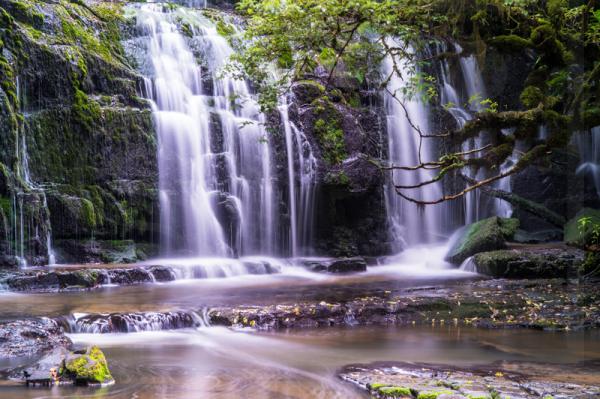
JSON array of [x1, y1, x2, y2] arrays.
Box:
[[1, 325, 598, 399]]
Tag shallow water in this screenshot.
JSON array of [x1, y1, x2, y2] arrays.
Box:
[[0, 325, 598, 398], [0, 246, 477, 319], [1, 247, 597, 398]]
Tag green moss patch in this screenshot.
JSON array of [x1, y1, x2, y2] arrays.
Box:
[[64, 346, 113, 384], [445, 217, 519, 264]]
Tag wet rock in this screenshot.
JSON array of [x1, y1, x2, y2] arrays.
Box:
[[70, 311, 197, 333], [445, 217, 519, 264], [513, 228, 563, 243], [208, 279, 600, 331], [241, 260, 281, 275], [470, 246, 585, 278], [3, 265, 165, 291], [302, 257, 367, 273], [339, 361, 600, 399], [107, 268, 153, 285], [147, 265, 176, 282], [54, 239, 143, 264], [0, 318, 71, 358], [6, 272, 61, 291], [327, 257, 367, 273], [63, 346, 114, 385]]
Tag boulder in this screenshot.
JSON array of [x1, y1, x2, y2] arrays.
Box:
[[328, 257, 368, 273], [445, 217, 519, 264], [62, 346, 114, 385], [302, 257, 367, 273], [469, 246, 585, 278]]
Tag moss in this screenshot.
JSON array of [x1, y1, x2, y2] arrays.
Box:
[[314, 117, 346, 165], [375, 385, 413, 397], [489, 35, 532, 51], [216, 20, 235, 37], [417, 391, 454, 399], [180, 21, 193, 37], [445, 217, 516, 264], [5, 0, 44, 28], [71, 88, 101, 131], [498, 218, 519, 239], [520, 86, 544, 109], [80, 198, 96, 229], [0, 55, 17, 106], [64, 346, 113, 384], [452, 301, 493, 319]]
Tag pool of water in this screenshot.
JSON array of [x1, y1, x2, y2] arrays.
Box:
[[0, 325, 598, 398]]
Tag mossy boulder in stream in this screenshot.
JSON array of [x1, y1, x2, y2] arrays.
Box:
[[63, 346, 114, 385], [469, 245, 584, 278], [445, 217, 519, 264]]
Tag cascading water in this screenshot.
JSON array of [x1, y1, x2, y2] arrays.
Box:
[[382, 40, 444, 248], [574, 126, 600, 198], [280, 99, 317, 256], [438, 43, 513, 223], [4, 76, 55, 267], [133, 4, 315, 258]]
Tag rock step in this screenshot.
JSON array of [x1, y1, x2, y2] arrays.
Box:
[[0, 258, 284, 292], [57, 310, 206, 334]]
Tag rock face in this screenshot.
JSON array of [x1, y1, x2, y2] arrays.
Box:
[[468, 245, 585, 278], [0, 0, 158, 265], [445, 217, 519, 264], [289, 79, 391, 257]]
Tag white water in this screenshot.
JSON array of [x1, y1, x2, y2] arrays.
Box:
[[575, 126, 600, 198], [439, 44, 513, 223], [136, 4, 316, 258], [4, 76, 55, 267], [382, 40, 444, 248], [280, 99, 317, 256]]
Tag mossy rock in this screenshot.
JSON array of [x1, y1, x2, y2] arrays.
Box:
[[63, 346, 113, 385], [470, 247, 582, 278], [564, 208, 600, 247], [369, 383, 415, 398], [445, 217, 519, 264]]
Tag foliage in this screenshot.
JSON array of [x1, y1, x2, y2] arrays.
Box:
[[578, 216, 600, 249], [232, 0, 600, 205]]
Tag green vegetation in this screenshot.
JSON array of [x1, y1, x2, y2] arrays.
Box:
[[231, 0, 600, 205], [445, 217, 518, 264], [64, 346, 113, 384]]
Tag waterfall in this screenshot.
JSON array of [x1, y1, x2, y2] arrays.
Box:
[[575, 126, 600, 198], [438, 44, 513, 223], [382, 41, 444, 248], [7, 76, 55, 266], [139, 7, 230, 256], [280, 99, 317, 256], [133, 4, 315, 257]]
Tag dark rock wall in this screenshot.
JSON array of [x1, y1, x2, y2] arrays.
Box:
[[0, 0, 158, 265]]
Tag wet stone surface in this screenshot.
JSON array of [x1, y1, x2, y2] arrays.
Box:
[[208, 278, 600, 331], [1, 265, 176, 291], [339, 361, 600, 398], [0, 319, 71, 359]]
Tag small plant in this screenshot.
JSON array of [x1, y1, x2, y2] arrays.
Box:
[[577, 216, 600, 248]]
